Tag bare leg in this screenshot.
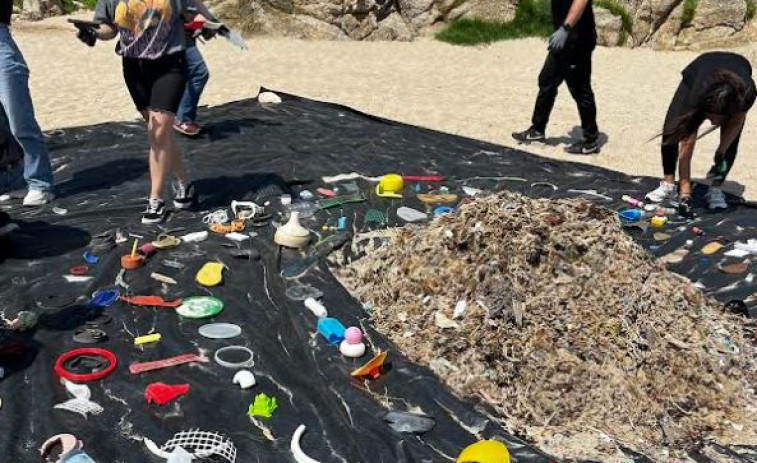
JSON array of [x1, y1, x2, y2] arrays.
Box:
[[148, 111, 185, 199]]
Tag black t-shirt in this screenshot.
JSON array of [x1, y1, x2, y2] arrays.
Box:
[[682, 52, 757, 112], [552, 0, 596, 49], [1, 1, 12, 25]]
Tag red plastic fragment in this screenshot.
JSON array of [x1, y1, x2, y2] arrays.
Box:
[[145, 382, 190, 405], [317, 188, 336, 198], [120, 296, 182, 308], [69, 265, 89, 276], [402, 175, 445, 182]]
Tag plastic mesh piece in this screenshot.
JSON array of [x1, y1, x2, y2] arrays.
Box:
[[160, 430, 237, 463], [54, 398, 104, 418], [363, 209, 386, 226]]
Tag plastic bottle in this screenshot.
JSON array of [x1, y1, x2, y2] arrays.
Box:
[[622, 195, 644, 208], [304, 298, 327, 318]]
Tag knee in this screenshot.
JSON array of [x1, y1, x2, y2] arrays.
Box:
[[149, 113, 174, 143]]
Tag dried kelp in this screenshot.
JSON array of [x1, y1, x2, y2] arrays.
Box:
[[335, 192, 757, 462]]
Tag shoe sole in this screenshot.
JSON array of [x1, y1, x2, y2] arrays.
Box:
[[141, 215, 166, 224], [173, 199, 196, 210], [513, 138, 546, 144], [173, 126, 201, 137]]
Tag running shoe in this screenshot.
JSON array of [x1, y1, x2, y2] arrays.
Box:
[[23, 189, 55, 206], [174, 121, 202, 137], [645, 181, 677, 203], [705, 187, 728, 210], [142, 198, 167, 224], [512, 128, 546, 143], [565, 139, 599, 155], [173, 182, 197, 210]]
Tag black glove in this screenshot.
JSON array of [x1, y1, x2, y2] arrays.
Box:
[[201, 27, 217, 41], [76, 25, 97, 47]]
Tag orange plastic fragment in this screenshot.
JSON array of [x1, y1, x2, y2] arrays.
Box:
[[120, 296, 183, 308], [351, 350, 388, 380]]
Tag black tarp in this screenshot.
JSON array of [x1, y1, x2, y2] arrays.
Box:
[[1, 90, 755, 463]]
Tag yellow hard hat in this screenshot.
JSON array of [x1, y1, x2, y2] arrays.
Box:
[[376, 174, 404, 198], [456, 440, 511, 463]]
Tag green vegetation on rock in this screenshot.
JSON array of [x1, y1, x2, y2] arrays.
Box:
[[747, 0, 756, 21], [681, 0, 699, 26], [595, 0, 633, 45], [436, 0, 552, 46]]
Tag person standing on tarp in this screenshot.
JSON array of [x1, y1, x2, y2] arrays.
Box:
[[0, 2, 55, 206], [173, 1, 218, 137], [512, 0, 600, 155], [645, 52, 756, 216], [76, 0, 204, 224]]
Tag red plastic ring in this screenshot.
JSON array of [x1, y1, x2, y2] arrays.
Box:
[[54, 348, 117, 383], [70, 265, 89, 276]]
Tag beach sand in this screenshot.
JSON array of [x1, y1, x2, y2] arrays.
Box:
[[13, 15, 757, 198]]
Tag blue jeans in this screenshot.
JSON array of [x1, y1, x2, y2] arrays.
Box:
[[61, 450, 97, 463], [176, 44, 209, 124], [0, 25, 53, 192]]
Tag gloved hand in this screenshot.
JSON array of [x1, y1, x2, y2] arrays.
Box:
[[76, 25, 98, 47], [201, 27, 217, 41], [548, 25, 570, 52]]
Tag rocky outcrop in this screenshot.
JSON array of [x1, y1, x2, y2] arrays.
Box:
[[19, 0, 64, 20]]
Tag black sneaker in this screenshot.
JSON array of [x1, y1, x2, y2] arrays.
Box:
[[678, 196, 694, 219], [512, 128, 546, 143], [142, 198, 167, 224], [565, 139, 599, 155], [173, 182, 197, 210]]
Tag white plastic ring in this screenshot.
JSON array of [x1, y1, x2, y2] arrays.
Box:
[[214, 346, 255, 369]]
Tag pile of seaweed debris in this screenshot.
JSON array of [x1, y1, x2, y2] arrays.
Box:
[[334, 192, 757, 462]]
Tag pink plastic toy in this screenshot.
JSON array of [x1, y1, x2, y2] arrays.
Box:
[[344, 327, 363, 345]]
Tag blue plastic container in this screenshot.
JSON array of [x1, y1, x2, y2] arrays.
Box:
[[90, 290, 120, 308], [618, 208, 643, 223], [317, 318, 346, 345]]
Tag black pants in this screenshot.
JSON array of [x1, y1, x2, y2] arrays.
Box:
[[531, 48, 598, 141], [122, 52, 187, 114], [661, 81, 742, 184]]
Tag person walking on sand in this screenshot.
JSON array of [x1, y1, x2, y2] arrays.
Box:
[[0, 1, 55, 206], [76, 0, 203, 224], [512, 0, 599, 155], [173, 1, 218, 137], [645, 52, 756, 216]]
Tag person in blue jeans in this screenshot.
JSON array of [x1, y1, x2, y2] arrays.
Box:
[[0, 2, 55, 206], [174, 1, 218, 137]]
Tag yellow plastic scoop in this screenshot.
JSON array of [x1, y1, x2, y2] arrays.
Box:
[[457, 440, 510, 463], [701, 241, 724, 255], [196, 262, 225, 287]]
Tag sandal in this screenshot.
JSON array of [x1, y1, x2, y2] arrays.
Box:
[[152, 234, 181, 249]]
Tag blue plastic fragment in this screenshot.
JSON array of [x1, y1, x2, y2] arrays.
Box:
[[337, 217, 347, 231], [317, 317, 346, 345], [618, 209, 643, 223], [83, 251, 99, 265], [433, 206, 453, 217], [90, 290, 120, 308]]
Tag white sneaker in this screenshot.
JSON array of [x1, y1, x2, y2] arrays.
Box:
[[645, 181, 677, 203], [23, 190, 55, 207], [705, 187, 728, 210]]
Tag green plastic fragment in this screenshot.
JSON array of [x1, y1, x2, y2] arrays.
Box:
[[363, 209, 386, 226], [316, 193, 365, 210], [248, 393, 278, 418]]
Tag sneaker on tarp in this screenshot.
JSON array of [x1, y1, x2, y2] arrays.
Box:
[[142, 198, 167, 224]]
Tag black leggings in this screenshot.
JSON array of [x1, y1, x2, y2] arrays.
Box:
[[662, 81, 742, 184]]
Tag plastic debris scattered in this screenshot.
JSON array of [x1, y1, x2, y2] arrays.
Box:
[[122, 295, 183, 308], [248, 393, 278, 418], [233, 370, 256, 389], [73, 328, 108, 344], [55, 348, 117, 383], [196, 262, 225, 287], [336, 191, 757, 461], [151, 272, 178, 285], [718, 262, 749, 274], [286, 285, 323, 301], [457, 440, 510, 463], [52, 206, 68, 215], [702, 241, 724, 255], [134, 333, 162, 345], [54, 398, 104, 418], [62, 379, 91, 400], [90, 290, 119, 308], [181, 231, 209, 243], [64, 275, 93, 283], [274, 211, 311, 248], [383, 411, 436, 434], [144, 430, 236, 463], [176, 296, 224, 318], [225, 232, 249, 242], [145, 382, 190, 406], [350, 350, 388, 380], [304, 297, 328, 318], [317, 317, 346, 344], [198, 323, 242, 339], [363, 209, 386, 226]]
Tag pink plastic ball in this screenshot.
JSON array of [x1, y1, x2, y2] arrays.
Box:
[[344, 327, 363, 345]]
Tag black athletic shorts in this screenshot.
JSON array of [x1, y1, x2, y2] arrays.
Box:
[[122, 52, 186, 114]]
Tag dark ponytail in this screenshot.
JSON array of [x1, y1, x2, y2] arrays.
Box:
[[657, 69, 748, 145]]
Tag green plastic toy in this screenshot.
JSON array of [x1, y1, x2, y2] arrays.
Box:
[[248, 393, 278, 418]]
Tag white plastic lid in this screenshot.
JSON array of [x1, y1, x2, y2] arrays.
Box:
[[198, 323, 242, 339]]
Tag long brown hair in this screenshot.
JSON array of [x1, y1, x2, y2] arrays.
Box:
[[659, 69, 748, 145]]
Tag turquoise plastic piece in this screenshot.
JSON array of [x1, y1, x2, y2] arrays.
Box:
[[317, 318, 346, 345]]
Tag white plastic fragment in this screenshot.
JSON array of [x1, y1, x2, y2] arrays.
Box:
[[725, 249, 751, 258], [54, 398, 104, 418], [258, 92, 282, 104], [462, 186, 483, 196], [64, 275, 94, 283], [397, 207, 428, 223], [62, 379, 91, 400], [733, 239, 757, 255], [233, 370, 256, 389], [304, 298, 328, 318], [52, 207, 68, 215], [291, 425, 323, 463], [145, 430, 236, 463], [225, 232, 250, 242], [453, 300, 467, 319], [182, 231, 209, 243], [167, 446, 192, 463]]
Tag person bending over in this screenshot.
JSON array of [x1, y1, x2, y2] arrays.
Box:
[[78, 0, 202, 223], [0, 2, 55, 206], [645, 52, 755, 214], [512, 0, 600, 155]]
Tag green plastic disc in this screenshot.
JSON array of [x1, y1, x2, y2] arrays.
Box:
[[176, 296, 224, 319]]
